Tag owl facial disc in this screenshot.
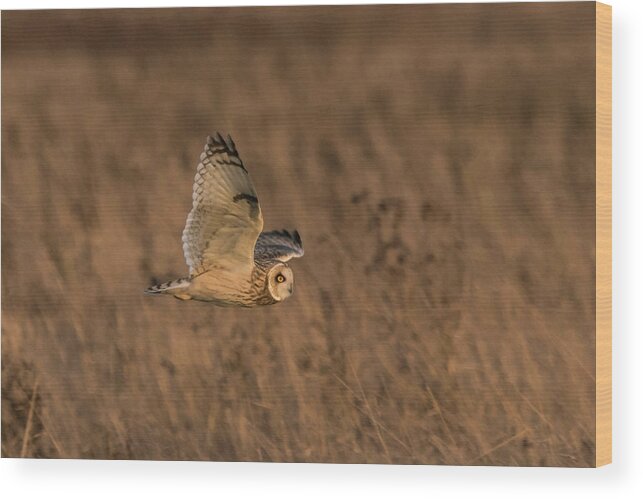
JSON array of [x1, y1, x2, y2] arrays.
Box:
[[266, 264, 294, 302]]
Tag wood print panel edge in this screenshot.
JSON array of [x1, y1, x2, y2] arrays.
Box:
[[595, 0, 612, 468]]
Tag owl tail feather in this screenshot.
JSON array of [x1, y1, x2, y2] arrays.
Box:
[[145, 277, 191, 300]]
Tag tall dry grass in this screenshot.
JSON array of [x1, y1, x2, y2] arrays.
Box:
[[2, 4, 596, 465]]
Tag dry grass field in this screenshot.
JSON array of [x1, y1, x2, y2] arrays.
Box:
[[2, 3, 597, 465]]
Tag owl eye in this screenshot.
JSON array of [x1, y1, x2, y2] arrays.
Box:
[[276, 274, 285, 283]]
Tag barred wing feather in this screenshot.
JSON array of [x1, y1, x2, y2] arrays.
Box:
[[182, 133, 263, 276], [254, 229, 304, 263]]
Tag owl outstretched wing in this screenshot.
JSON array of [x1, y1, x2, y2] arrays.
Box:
[[254, 229, 304, 263], [182, 133, 264, 277]]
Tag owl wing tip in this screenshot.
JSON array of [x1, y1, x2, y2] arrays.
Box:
[[207, 132, 237, 154], [293, 230, 302, 247]]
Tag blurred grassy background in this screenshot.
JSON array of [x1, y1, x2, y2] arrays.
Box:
[[2, 3, 596, 465]]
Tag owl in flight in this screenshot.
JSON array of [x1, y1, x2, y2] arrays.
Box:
[[145, 133, 304, 307]]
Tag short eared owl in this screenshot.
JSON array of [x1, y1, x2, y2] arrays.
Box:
[[145, 133, 303, 307]]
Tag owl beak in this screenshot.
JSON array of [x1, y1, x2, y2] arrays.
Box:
[[288, 284, 293, 294]]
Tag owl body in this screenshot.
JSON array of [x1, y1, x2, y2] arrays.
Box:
[[174, 259, 291, 307], [145, 133, 303, 307], [181, 269, 257, 307]]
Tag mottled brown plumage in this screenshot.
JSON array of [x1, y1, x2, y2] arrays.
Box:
[[145, 133, 303, 306]]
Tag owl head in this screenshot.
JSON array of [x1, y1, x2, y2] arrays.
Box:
[[266, 263, 294, 302]]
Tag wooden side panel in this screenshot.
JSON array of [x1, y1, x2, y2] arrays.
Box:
[[595, 1, 612, 467]]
